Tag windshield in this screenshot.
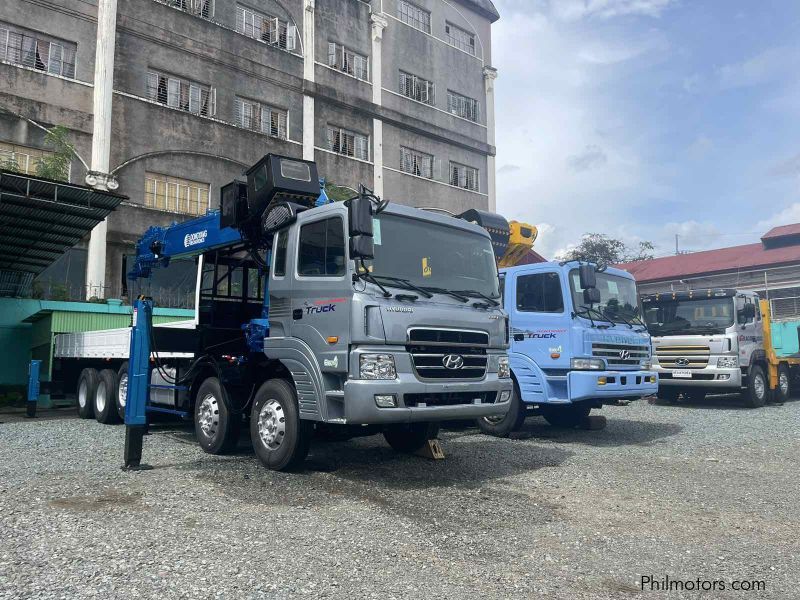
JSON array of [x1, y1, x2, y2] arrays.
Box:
[[365, 213, 499, 298], [643, 297, 735, 335], [569, 270, 640, 323]]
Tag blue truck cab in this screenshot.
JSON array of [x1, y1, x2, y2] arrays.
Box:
[[478, 260, 658, 435]]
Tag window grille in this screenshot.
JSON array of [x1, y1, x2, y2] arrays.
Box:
[[147, 70, 215, 117], [327, 42, 369, 81], [0, 141, 56, 176], [398, 1, 431, 34], [400, 146, 434, 179], [327, 126, 369, 161], [144, 172, 211, 216], [236, 5, 296, 51], [0, 24, 76, 78], [447, 90, 479, 122], [399, 71, 435, 105], [449, 161, 479, 191], [445, 22, 476, 55], [235, 97, 288, 139]]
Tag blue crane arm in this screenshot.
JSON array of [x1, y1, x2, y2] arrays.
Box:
[[128, 211, 244, 280], [128, 180, 332, 281]]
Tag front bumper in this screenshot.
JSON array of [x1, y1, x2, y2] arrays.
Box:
[[342, 347, 513, 424], [567, 369, 659, 403], [655, 365, 742, 388]]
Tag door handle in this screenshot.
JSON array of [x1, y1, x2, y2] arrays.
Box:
[[292, 309, 303, 320]]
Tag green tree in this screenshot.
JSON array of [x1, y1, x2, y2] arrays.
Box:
[[558, 233, 654, 265], [35, 125, 76, 182]]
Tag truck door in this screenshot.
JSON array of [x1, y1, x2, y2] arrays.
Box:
[[737, 295, 762, 365], [289, 214, 351, 375], [510, 270, 569, 401]]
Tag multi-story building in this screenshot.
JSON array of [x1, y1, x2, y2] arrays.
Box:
[[0, 0, 499, 302]]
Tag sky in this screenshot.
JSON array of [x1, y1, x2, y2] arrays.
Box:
[[491, 0, 800, 260]]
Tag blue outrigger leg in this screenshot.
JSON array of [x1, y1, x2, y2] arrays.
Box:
[[123, 298, 153, 470]]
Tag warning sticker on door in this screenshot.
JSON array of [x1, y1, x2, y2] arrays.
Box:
[[422, 257, 432, 277]]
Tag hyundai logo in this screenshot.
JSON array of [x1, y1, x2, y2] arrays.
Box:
[[618, 349, 631, 360], [676, 357, 690, 366], [442, 354, 465, 370]]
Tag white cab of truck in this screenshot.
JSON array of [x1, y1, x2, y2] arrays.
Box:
[[642, 289, 767, 406]]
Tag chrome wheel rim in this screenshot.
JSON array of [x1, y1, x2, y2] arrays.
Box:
[[779, 372, 789, 396], [198, 394, 220, 438], [118, 373, 128, 408], [257, 399, 286, 450], [482, 414, 505, 425], [754, 374, 766, 400], [96, 381, 107, 413], [78, 380, 88, 408]]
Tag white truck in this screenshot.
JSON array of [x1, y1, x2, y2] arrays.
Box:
[[642, 289, 797, 407]]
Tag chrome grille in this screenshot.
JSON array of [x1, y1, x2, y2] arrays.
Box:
[[655, 345, 710, 369], [407, 328, 489, 380], [592, 343, 650, 369]]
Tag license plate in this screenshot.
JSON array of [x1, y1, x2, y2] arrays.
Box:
[[672, 369, 692, 379]]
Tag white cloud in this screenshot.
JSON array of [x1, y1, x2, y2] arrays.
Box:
[[551, 0, 676, 21], [718, 46, 800, 90], [756, 203, 800, 233]]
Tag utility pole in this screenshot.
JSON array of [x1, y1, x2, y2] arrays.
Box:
[[85, 0, 119, 299], [675, 234, 679, 255]]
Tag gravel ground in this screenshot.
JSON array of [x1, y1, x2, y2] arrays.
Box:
[[1, 395, 798, 600]]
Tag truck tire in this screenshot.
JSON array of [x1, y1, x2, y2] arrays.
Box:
[[540, 404, 591, 428], [775, 364, 791, 404], [476, 383, 525, 437], [116, 362, 129, 421], [383, 422, 440, 453], [194, 377, 242, 455], [657, 387, 680, 404], [743, 365, 767, 408], [250, 379, 312, 471], [76, 368, 99, 419], [94, 369, 121, 424]]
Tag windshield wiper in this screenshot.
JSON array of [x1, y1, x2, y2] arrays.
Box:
[[353, 269, 392, 298], [421, 286, 470, 303], [370, 275, 433, 299], [573, 306, 612, 328], [603, 310, 647, 332], [452, 289, 501, 307]]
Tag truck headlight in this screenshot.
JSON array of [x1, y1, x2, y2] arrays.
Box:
[[498, 356, 510, 378], [571, 358, 605, 370], [717, 356, 738, 369], [359, 354, 397, 380]]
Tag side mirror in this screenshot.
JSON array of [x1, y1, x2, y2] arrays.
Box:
[[584, 287, 601, 305], [350, 235, 374, 260], [348, 196, 374, 237], [739, 303, 756, 322], [578, 264, 596, 290]]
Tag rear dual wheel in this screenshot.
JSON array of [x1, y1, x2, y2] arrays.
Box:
[[94, 369, 121, 424], [194, 377, 242, 455], [76, 368, 98, 419], [250, 379, 312, 471]]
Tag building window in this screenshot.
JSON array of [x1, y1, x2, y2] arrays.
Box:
[[159, 0, 214, 19], [298, 218, 346, 277], [450, 161, 479, 192], [235, 97, 287, 139], [516, 272, 564, 313], [399, 71, 435, 105], [398, 1, 431, 34], [144, 172, 211, 216], [327, 42, 369, 81], [445, 22, 476, 55], [146, 70, 215, 117], [0, 23, 76, 78], [236, 5, 296, 51], [447, 90, 479, 122], [327, 126, 369, 161], [0, 141, 55, 175], [400, 146, 434, 179]]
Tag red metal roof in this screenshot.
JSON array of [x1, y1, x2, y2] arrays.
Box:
[[762, 223, 800, 241], [620, 240, 800, 283]]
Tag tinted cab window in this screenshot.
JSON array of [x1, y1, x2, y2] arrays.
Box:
[[516, 272, 564, 313], [298, 218, 345, 277]]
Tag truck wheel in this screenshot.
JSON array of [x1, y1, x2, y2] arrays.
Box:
[[657, 387, 680, 404], [194, 377, 241, 454], [250, 379, 312, 471], [476, 384, 525, 437], [116, 362, 129, 421], [94, 369, 121, 424], [541, 404, 591, 428], [76, 368, 99, 419], [775, 364, 790, 404], [383, 422, 440, 453], [743, 365, 767, 408]]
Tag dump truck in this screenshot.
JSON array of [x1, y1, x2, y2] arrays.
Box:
[[51, 154, 513, 470], [642, 289, 799, 407], [452, 213, 658, 436]]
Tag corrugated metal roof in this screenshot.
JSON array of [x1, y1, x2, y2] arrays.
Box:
[[621, 240, 800, 283], [0, 170, 126, 281]]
